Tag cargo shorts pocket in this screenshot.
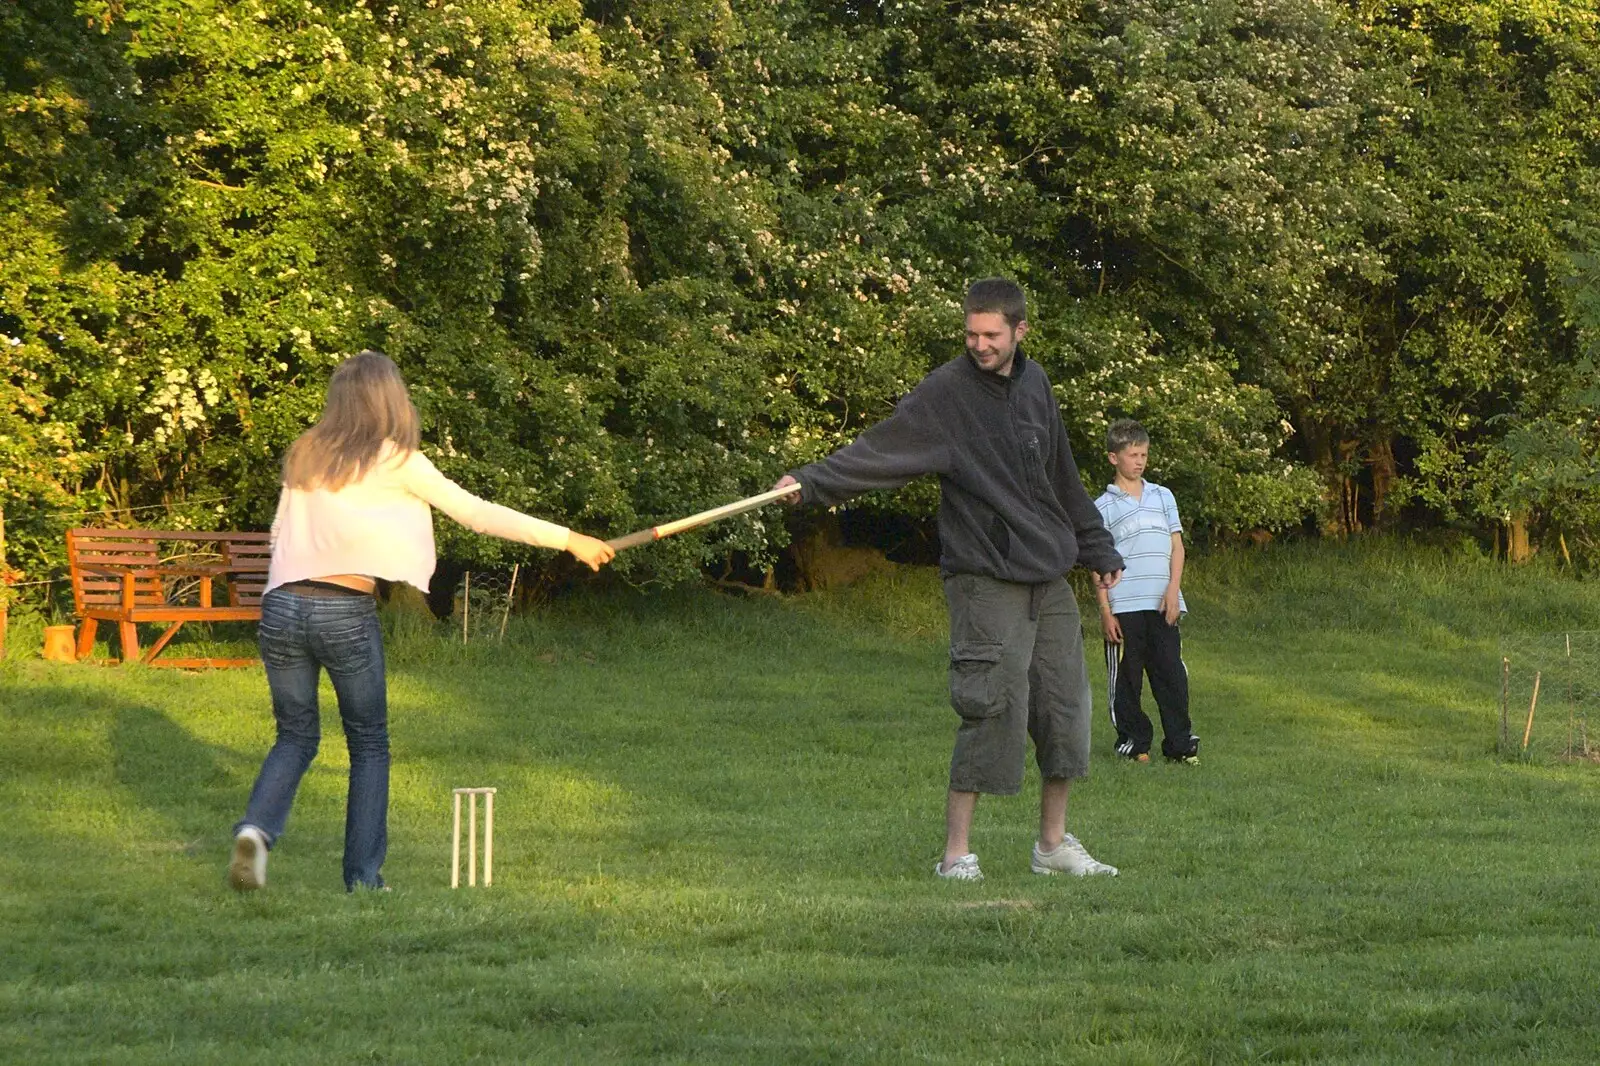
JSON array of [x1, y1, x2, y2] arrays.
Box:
[[949, 640, 1005, 721]]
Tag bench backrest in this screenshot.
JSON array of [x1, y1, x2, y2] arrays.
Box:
[[66, 528, 272, 613], [222, 538, 272, 607], [66, 529, 166, 613]]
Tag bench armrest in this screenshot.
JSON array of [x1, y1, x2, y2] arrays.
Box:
[[76, 563, 164, 578]]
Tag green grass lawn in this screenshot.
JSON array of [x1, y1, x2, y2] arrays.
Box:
[[3, 538, 1598, 1064]]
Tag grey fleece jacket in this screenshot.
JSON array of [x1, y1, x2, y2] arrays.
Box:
[[789, 350, 1123, 584]]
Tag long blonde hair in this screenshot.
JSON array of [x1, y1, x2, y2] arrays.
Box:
[[283, 350, 421, 491]]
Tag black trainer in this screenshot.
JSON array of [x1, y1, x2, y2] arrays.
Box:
[[1115, 738, 1151, 763], [1164, 736, 1200, 765]]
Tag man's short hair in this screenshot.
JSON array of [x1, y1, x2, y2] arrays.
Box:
[[963, 278, 1027, 328], [1107, 419, 1149, 453]]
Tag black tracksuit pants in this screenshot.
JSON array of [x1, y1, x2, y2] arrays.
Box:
[[1104, 610, 1196, 759]]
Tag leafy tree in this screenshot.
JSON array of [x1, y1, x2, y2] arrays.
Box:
[[1, 0, 149, 580], [7, 0, 1600, 599], [806, 0, 1345, 533], [1331, 0, 1600, 544]]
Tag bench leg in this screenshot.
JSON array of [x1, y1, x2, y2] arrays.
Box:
[[118, 621, 140, 664], [141, 621, 185, 666], [77, 619, 99, 659]]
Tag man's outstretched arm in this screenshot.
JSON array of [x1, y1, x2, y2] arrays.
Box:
[[776, 392, 950, 507]]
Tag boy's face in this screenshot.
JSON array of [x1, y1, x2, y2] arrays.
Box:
[[1109, 442, 1148, 482]]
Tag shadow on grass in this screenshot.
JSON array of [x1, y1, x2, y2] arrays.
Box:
[[109, 698, 242, 849], [0, 680, 256, 903], [370, 585, 952, 885]]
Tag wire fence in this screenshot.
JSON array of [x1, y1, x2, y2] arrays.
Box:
[[449, 567, 525, 645], [1497, 631, 1599, 763]]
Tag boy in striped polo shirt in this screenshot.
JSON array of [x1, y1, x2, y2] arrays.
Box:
[[1093, 420, 1200, 765]]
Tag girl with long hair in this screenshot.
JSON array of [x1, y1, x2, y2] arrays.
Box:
[[229, 350, 614, 892]]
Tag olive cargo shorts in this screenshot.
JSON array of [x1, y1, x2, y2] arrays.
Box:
[[944, 573, 1092, 794]]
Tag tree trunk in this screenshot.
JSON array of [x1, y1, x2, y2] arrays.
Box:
[[1369, 433, 1397, 529], [1304, 418, 1347, 536], [1507, 514, 1534, 563], [1337, 439, 1363, 535]]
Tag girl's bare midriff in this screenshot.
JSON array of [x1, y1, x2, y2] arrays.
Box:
[[314, 574, 377, 594]]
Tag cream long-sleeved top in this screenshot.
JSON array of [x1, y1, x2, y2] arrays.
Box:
[[265, 444, 571, 593]]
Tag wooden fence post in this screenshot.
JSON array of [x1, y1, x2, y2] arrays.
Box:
[[1500, 656, 1510, 754], [1522, 671, 1542, 753]]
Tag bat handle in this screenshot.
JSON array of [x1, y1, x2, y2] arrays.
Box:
[[605, 529, 659, 552]]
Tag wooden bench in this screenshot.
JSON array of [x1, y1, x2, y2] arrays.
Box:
[[66, 528, 271, 668]]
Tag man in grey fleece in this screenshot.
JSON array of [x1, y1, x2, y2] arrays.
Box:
[[775, 278, 1124, 881]]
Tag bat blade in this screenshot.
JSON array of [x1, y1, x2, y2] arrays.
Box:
[[605, 483, 801, 551]]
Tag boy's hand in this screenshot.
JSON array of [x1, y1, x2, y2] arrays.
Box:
[[1102, 612, 1123, 644], [1160, 588, 1181, 625], [566, 532, 616, 572]]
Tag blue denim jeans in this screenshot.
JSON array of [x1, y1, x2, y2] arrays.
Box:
[[237, 588, 389, 890]]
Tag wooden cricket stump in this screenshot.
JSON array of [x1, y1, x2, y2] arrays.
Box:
[[451, 787, 496, 888]]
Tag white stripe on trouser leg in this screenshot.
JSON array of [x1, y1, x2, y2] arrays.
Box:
[[1105, 640, 1119, 739], [1181, 652, 1196, 751]]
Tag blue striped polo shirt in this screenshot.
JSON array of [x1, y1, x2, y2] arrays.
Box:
[[1094, 481, 1186, 616]]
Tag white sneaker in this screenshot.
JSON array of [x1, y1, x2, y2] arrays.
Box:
[[1031, 834, 1118, 877], [935, 853, 983, 881], [229, 826, 268, 891]]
